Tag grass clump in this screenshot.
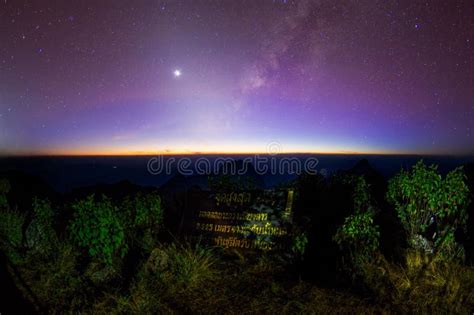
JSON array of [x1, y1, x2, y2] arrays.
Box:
[[19, 242, 91, 313], [127, 242, 218, 313], [357, 251, 474, 313]]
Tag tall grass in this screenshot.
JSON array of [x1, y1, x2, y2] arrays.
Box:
[[121, 241, 219, 313], [9, 238, 473, 313], [359, 251, 474, 313]]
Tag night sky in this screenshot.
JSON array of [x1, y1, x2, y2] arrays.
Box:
[[1, 1, 473, 155]]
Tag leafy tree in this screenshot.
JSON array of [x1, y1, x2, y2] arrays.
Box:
[[387, 161, 470, 260], [69, 195, 127, 265]]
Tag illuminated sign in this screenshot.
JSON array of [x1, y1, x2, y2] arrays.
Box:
[[181, 189, 295, 251]]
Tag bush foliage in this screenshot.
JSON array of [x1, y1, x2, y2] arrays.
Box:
[[334, 177, 380, 269], [69, 195, 127, 265], [121, 192, 163, 251], [387, 160, 470, 260], [26, 198, 58, 255], [0, 179, 26, 264], [69, 192, 163, 265]]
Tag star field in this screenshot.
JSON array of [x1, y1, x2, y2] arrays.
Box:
[[0, 0, 473, 155]]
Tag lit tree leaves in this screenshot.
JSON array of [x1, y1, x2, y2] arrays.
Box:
[[387, 161, 470, 260], [70, 195, 127, 265], [334, 177, 380, 267]]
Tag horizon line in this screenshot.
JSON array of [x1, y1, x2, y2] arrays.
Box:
[[1, 150, 473, 157]]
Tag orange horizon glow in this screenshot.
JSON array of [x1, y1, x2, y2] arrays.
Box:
[[1, 140, 471, 157], [0, 148, 462, 157]]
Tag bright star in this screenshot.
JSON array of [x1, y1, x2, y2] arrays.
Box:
[[173, 69, 181, 77]]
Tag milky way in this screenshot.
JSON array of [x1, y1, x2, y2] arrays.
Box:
[[1, 1, 473, 155]]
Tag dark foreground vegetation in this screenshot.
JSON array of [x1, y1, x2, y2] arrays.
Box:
[[1, 160, 474, 313]]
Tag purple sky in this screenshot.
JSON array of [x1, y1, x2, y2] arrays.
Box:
[[1, 0, 473, 155]]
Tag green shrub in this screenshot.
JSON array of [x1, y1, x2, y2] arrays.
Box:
[[0, 209, 26, 264], [291, 232, 308, 256], [334, 211, 380, 264], [0, 209, 25, 248], [387, 161, 470, 261], [334, 177, 380, 268], [69, 195, 127, 265], [0, 178, 10, 208], [25, 198, 58, 255], [121, 192, 163, 252], [133, 192, 162, 228], [0, 179, 25, 264]]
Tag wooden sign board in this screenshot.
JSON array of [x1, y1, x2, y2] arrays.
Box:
[[180, 189, 295, 251]]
